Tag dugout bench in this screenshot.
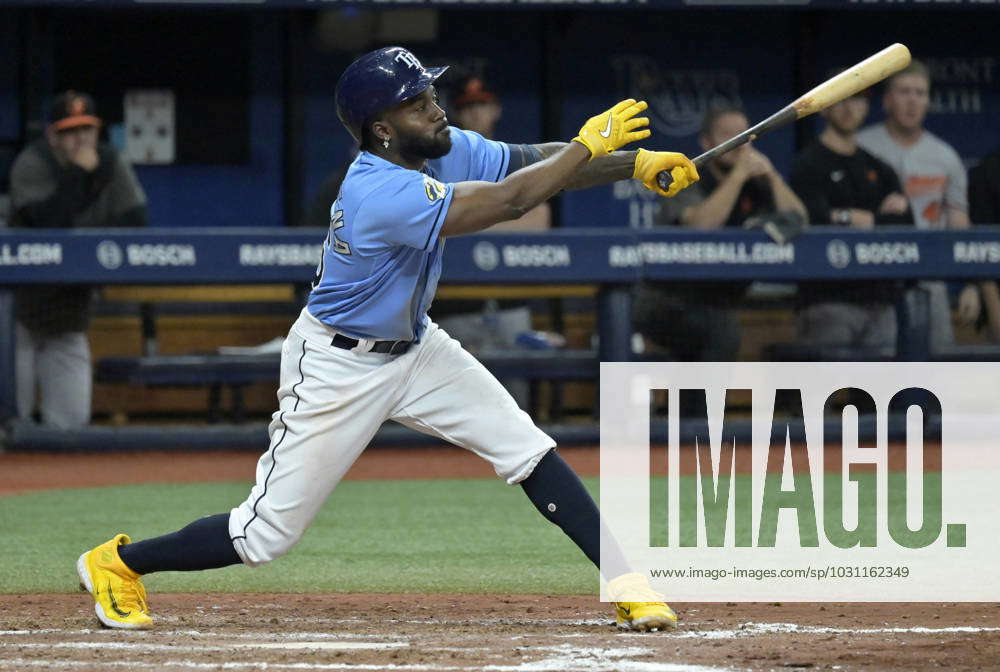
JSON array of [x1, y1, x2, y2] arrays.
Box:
[[91, 283, 599, 423]]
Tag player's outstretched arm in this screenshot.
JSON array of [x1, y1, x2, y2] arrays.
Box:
[[525, 144, 698, 197], [441, 99, 650, 238], [530, 144, 639, 191]]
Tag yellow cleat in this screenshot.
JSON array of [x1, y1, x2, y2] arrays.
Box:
[[608, 572, 678, 632], [77, 534, 153, 630], [614, 600, 678, 631]]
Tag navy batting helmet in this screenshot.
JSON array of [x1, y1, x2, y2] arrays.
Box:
[[335, 47, 448, 143]]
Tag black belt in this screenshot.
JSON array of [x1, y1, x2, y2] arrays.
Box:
[[331, 333, 412, 355]]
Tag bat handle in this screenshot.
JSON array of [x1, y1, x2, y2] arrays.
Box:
[[656, 156, 707, 193], [656, 170, 672, 192]]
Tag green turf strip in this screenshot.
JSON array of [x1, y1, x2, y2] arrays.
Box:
[[1, 472, 930, 594], [0, 479, 599, 594]]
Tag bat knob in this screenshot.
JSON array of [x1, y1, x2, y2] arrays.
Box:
[[656, 169, 673, 192]]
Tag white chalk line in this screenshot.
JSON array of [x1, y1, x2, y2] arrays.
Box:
[[5, 621, 998, 643], [672, 622, 1000, 640], [274, 616, 613, 627], [513, 644, 732, 671], [5, 621, 997, 641], [484, 660, 729, 672], [232, 642, 409, 651], [523, 645, 653, 657], [0, 657, 735, 672], [0, 661, 449, 671]]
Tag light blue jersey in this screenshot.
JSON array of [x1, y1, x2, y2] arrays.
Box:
[[308, 127, 510, 341]]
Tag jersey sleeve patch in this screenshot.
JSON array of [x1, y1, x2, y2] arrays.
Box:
[[424, 175, 448, 203]]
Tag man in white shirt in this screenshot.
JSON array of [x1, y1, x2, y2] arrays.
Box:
[[858, 60, 979, 349]]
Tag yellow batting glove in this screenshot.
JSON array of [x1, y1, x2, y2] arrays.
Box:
[[573, 99, 651, 160], [633, 148, 699, 198]]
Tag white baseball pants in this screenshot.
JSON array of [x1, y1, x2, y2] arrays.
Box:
[[229, 308, 555, 567]]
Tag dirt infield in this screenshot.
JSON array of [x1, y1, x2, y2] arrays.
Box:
[[0, 446, 509, 495], [4, 447, 998, 670], [2, 594, 999, 671], [0, 443, 935, 495], [0, 445, 622, 495]]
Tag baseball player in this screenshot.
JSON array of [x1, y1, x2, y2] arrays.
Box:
[[77, 47, 698, 632]]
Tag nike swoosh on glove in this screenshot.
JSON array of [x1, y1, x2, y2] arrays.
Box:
[[573, 99, 651, 159]]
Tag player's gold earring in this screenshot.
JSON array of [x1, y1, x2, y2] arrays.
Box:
[[383, 137, 390, 150]]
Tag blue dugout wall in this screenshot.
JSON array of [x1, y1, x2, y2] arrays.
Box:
[[0, 11, 20, 144]]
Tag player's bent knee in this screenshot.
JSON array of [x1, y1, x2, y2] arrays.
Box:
[[229, 513, 308, 567], [234, 529, 303, 567], [502, 445, 555, 485]]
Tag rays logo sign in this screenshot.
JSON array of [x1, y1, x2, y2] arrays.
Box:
[[424, 176, 448, 203], [612, 55, 742, 138]]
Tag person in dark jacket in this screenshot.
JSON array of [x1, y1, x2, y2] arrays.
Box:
[[9, 91, 147, 428]]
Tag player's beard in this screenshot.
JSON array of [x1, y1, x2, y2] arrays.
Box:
[[399, 126, 452, 160]]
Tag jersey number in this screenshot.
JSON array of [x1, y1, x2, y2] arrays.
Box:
[[311, 209, 351, 289], [331, 210, 351, 256]]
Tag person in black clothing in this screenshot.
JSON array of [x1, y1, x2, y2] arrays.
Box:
[[635, 105, 806, 362], [8, 91, 147, 428], [970, 149, 1000, 225], [969, 148, 1000, 342], [790, 89, 913, 355]]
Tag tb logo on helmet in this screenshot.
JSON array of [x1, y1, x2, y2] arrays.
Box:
[[394, 50, 423, 71]]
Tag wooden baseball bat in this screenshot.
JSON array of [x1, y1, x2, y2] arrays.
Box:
[[656, 43, 912, 191]]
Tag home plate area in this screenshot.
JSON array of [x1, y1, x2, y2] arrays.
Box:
[[2, 594, 1000, 671]]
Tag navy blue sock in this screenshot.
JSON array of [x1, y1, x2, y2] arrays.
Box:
[[118, 513, 242, 575], [520, 449, 631, 580]]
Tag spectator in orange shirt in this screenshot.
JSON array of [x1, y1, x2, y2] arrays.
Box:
[[857, 60, 979, 348]]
